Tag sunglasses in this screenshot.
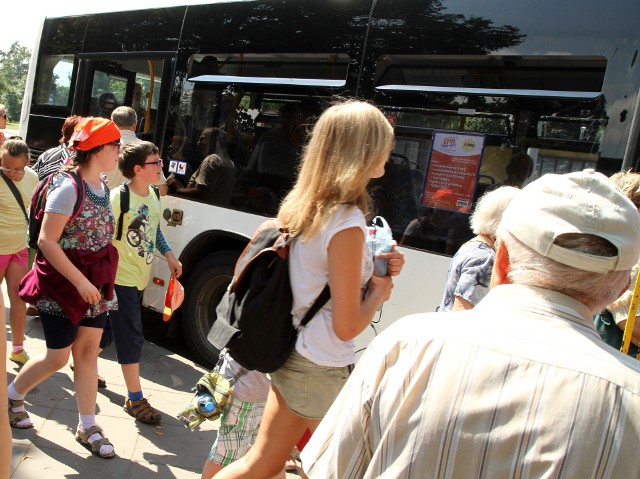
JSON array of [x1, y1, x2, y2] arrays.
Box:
[[0, 165, 26, 174], [107, 140, 121, 147], [144, 159, 164, 167], [0, 114, 6, 119]]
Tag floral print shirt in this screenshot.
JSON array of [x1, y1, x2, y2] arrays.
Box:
[[36, 175, 117, 317]]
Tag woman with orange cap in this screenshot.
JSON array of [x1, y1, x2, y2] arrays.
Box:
[[9, 117, 121, 459]]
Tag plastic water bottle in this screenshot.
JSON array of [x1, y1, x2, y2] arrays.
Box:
[[195, 392, 215, 415], [366, 216, 393, 276]]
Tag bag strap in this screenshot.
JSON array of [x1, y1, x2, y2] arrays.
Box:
[[66, 171, 86, 222], [212, 349, 246, 385], [116, 182, 129, 241], [0, 172, 28, 223], [299, 284, 331, 328], [116, 183, 160, 241]]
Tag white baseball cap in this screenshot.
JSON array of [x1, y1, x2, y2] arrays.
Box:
[[498, 169, 640, 274]]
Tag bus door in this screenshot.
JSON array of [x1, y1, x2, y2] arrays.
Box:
[[73, 53, 175, 145]]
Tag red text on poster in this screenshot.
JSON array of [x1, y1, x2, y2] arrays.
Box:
[[421, 131, 485, 213]]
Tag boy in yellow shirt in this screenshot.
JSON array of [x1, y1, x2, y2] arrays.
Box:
[[99, 140, 182, 424]]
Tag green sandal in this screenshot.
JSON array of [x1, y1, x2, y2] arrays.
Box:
[[8, 399, 33, 429], [76, 425, 116, 459]]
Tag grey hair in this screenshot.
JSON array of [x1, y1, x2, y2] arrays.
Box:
[[111, 106, 137, 128], [470, 186, 520, 236], [501, 231, 630, 312]]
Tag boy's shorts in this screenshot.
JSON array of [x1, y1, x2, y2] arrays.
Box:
[[99, 284, 144, 364], [208, 395, 266, 466], [0, 248, 28, 271]]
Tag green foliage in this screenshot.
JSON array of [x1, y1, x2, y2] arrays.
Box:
[[0, 42, 32, 122]]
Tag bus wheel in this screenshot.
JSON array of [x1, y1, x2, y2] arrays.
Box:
[[182, 250, 238, 368]]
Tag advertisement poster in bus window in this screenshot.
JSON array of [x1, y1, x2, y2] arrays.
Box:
[[421, 131, 485, 214]]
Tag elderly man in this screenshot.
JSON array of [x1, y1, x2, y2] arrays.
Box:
[[104, 106, 168, 195], [302, 169, 640, 478]]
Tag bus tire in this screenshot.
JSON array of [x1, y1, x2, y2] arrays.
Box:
[[182, 250, 238, 368]]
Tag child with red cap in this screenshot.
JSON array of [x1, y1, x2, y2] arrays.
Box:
[[10, 117, 121, 459]]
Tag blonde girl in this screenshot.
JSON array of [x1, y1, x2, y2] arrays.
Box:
[[214, 100, 404, 478]]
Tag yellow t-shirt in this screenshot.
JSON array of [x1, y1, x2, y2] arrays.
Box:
[[0, 167, 38, 254], [110, 185, 162, 290]]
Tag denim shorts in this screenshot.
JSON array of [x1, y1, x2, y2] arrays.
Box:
[[270, 349, 350, 419]]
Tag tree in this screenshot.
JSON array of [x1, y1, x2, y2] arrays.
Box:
[[0, 42, 32, 122]]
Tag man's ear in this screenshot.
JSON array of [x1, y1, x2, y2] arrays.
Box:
[[490, 239, 510, 288]]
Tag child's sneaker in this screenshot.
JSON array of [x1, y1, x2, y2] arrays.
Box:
[[9, 350, 30, 365]]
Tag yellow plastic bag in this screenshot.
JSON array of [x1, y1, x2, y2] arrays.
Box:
[[176, 371, 234, 431]]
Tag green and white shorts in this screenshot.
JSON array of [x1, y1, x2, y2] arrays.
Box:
[[208, 395, 266, 466]]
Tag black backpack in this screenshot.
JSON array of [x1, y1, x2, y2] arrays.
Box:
[[28, 171, 85, 250], [208, 219, 330, 373], [114, 182, 160, 240]]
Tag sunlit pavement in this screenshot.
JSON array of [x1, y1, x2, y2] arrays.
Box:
[[3, 282, 302, 478]]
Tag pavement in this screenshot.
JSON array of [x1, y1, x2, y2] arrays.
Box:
[[3, 283, 302, 478]]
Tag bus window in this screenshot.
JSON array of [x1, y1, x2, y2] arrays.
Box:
[[90, 71, 128, 117], [74, 56, 167, 144], [165, 84, 327, 214], [34, 54, 75, 107], [373, 54, 608, 256]]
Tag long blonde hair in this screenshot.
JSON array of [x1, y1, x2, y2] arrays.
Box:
[[278, 100, 394, 238]]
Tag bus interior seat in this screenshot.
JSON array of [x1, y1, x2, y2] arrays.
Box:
[[383, 161, 425, 235], [255, 141, 296, 178]]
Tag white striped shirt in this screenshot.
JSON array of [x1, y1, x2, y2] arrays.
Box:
[[31, 144, 71, 181], [301, 284, 640, 479]]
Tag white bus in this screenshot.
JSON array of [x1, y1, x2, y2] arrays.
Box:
[[21, 0, 640, 365]]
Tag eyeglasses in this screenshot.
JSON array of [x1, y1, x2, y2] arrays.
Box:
[[107, 141, 121, 147], [144, 159, 164, 167], [0, 165, 25, 174]]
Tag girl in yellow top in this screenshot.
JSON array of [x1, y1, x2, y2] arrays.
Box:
[[0, 140, 38, 365]]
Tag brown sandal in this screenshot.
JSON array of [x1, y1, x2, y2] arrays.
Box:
[[76, 425, 116, 459], [124, 398, 161, 425], [8, 399, 34, 429]]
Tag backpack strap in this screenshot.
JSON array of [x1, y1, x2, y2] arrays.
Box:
[[116, 183, 160, 241], [66, 170, 85, 222], [150, 183, 160, 199], [299, 284, 331, 328], [116, 182, 130, 241], [0, 171, 28, 223]]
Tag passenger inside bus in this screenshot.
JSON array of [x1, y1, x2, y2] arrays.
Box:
[[95, 92, 118, 118], [240, 99, 321, 214], [246, 103, 297, 174], [488, 148, 534, 190], [131, 82, 144, 119], [167, 127, 235, 206]]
